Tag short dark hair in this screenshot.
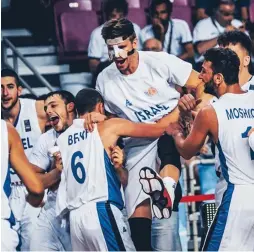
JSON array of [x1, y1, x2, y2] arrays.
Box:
[[103, 0, 128, 20], [215, 0, 235, 9], [218, 31, 252, 55], [204, 48, 240, 85], [218, 31, 253, 73], [1, 68, 21, 87], [75, 88, 104, 116], [150, 0, 173, 16], [44, 90, 75, 105], [102, 18, 136, 41]]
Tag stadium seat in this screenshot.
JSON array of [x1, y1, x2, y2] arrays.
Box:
[[91, 0, 102, 11], [250, 0, 254, 23], [60, 11, 98, 52], [53, 0, 99, 62], [174, 0, 189, 6], [171, 5, 193, 30], [127, 0, 140, 8], [140, 0, 151, 9], [127, 8, 147, 28]]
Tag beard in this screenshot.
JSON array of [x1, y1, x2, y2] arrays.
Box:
[[1, 95, 19, 111], [205, 80, 217, 97]]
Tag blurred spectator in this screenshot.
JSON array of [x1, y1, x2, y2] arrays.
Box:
[[141, 0, 194, 60], [143, 38, 162, 51], [195, 0, 250, 22], [88, 0, 141, 74], [193, 0, 244, 71]]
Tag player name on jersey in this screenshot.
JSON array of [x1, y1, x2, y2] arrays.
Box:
[[226, 107, 254, 120], [68, 130, 89, 146]]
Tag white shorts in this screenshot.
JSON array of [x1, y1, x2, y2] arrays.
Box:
[[10, 184, 41, 251], [30, 200, 72, 251], [1, 219, 19, 251], [202, 183, 254, 251], [124, 137, 159, 217], [70, 202, 136, 251]]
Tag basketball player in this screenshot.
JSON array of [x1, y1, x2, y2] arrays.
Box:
[[29, 90, 126, 251], [1, 120, 44, 251], [167, 48, 254, 251], [179, 31, 254, 207], [56, 88, 185, 251], [1, 68, 48, 250], [94, 18, 204, 250], [218, 30, 254, 92]]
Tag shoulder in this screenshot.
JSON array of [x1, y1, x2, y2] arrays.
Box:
[[90, 24, 103, 38], [172, 19, 189, 28], [133, 22, 141, 33], [20, 98, 36, 106], [96, 62, 117, 88], [141, 24, 153, 34], [194, 17, 212, 30]]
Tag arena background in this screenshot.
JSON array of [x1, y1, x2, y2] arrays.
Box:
[[1, 0, 254, 251]]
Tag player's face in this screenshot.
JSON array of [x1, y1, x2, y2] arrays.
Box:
[[108, 38, 137, 72], [44, 95, 70, 133], [220, 43, 250, 73], [1, 77, 22, 110]]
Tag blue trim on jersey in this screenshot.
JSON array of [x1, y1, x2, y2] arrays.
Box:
[[104, 150, 124, 209], [3, 163, 15, 226], [216, 140, 229, 183], [249, 84, 254, 91], [205, 183, 234, 251], [96, 202, 123, 251]]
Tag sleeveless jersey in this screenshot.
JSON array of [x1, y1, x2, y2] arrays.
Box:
[[212, 92, 254, 184], [1, 120, 13, 222], [11, 98, 42, 183], [241, 75, 254, 92], [56, 119, 124, 217]]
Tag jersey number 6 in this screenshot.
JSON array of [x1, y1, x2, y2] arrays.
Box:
[[71, 151, 86, 184]]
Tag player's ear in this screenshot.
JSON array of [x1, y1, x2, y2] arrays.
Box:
[[17, 86, 22, 96], [243, 55, 250, 68], [67, 102, 75, 113], [213, 73, 223, 87], [98, 102, 105, 115], [132, 37, 138, 50]]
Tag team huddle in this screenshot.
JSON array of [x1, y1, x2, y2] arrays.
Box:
[[1, 18, 254, 251]]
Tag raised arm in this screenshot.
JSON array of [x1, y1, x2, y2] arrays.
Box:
[[166, 106, 217, 160], [8, 123, 44, 207]]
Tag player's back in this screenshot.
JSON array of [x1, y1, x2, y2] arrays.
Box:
[[57, 119, 124, 214], [1, 120, 13, 222], [212, 92, 254, 184]]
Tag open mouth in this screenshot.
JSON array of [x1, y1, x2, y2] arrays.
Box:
[[115, 58, 126, 66], [49, 115, 60, 126], [2, 98, 12, 103]]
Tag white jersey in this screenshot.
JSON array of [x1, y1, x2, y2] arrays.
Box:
[[96, 51, 192, 123], [56, 119, 124, 217], [212, 92, 254, 185], [96, 51, 192, 217], [1, 120, 12, 221], [29, 129, 59, 202], [11, 98, 42, 183], [241, 75, 254, 92]]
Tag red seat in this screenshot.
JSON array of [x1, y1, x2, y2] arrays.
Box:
[[250, 0, 254, 23], [127, 8, 147, 28], [127, 0, 140, 8], [174, 0, 189, 6], [171, 5, 193, 30], [60, 11, 98, 52], [53, 0, 99, 62]]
